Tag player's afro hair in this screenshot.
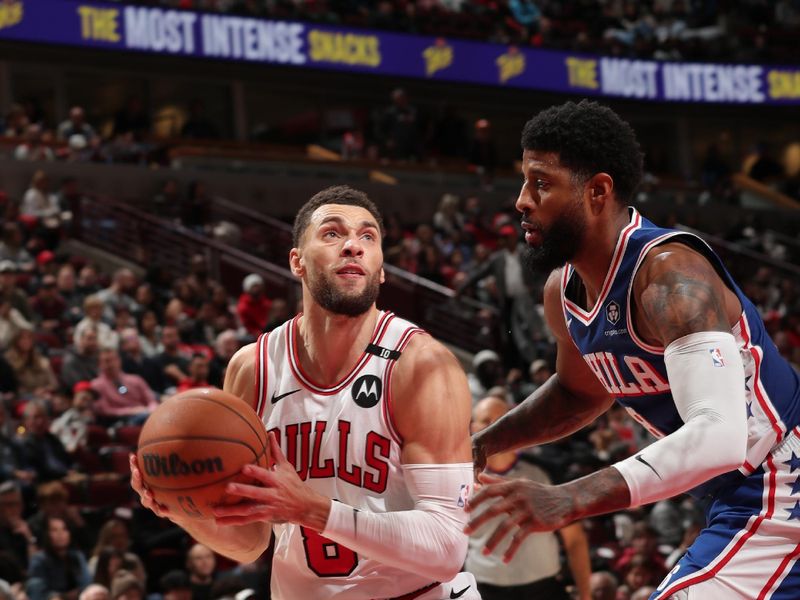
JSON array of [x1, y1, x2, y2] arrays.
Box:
[[521, 100, 644, 204], [293, 185, 384, 247]]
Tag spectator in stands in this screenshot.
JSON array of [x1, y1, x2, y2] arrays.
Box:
[[236, 274, 271, 338], [264, 297, 290, 332], [0, 260, 33, 322], [0, 304, 32, 354], [3, 104, 28, 138], [177, 353, 210, 393], [185, 544, 216, 600], [133, 283, 162, 323], [0, 226, 34, 272], [80, 584, 109, 600], [77, 265, 101, 299], [432, 193, 465, 238], [4, 329, 58, 398], [90, 348, 158, 425], [58, 264, 83, 322], [21, 170, 62, 247], [27, 482, 88, 554], [379, 88, 420, 160], [618, 553, 662, 598], [467, 349, 505, 403], [207, 283, 238, 332], [109, 569, 144, 600], [92, 548, 141, 592], [0, 481, 36, 578], [208, 329, 239, 388], [30, 274, 66, 335], [57, 107, 98, 148], [118, 328, 162, 392], [61, 326, 100, 393], [468, 119, 498, 189], [14, 400, 73, 483], [87, 520, 143, 583], [466, 395, 591, 600], [614, 522, 667, 578], [136, 310, 162, 358], [26, 518, 91, 600], [13, 125, 55, 163], [589, 571, 618, 600], [186, 255, 212, 302], [97, 270, 140, 322], [74, 295, 118, 350], [0, 405, 27, 484], [181, 100, 219, 140], [153, 325, 189, 393], [158, 570, 191, 600], [50, 382, 97, 454]]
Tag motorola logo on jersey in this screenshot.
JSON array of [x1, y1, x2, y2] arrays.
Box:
[[352, 375, 382, 408], [606, 300, 621, 325]]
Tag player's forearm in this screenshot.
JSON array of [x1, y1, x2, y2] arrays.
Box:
[[476, 374, 607, 456], [174, 517, 271, 564], [559, 467, 631, 522]]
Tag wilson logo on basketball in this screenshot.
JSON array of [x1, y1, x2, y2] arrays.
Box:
[[141, 453, 224, 477]]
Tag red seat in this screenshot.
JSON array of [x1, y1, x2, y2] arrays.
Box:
[[74, 447, 105, 474], [83, 477, 132, 508], [100, 446, 133, 475], [114, 425, 142, 447], [86, 424, 112, 448]]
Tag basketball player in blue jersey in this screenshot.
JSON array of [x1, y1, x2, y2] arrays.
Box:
[[131, 186, 479, 599], [467, 101, 800, 599]]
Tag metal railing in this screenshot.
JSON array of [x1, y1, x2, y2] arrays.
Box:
[[77, 194, 501, 353]]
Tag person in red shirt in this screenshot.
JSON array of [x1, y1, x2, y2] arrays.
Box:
[[235, 273, 271, 338], [176, 353, 210, 393]]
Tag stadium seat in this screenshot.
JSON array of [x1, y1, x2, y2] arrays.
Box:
[[114, 424, 143, 447]]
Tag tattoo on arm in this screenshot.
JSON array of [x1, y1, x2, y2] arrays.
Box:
[[563, 467, 632, 520], [640, 260, 730, 345]]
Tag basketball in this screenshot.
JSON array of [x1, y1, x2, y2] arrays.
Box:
[[136, 387, 269, 520]]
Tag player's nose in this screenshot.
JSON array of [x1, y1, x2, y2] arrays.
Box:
[[341, 236, 364, 257]]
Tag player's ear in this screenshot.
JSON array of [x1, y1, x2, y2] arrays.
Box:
[[587, 173, 614, 215], [379, 267, 385, 285], [289, 248, 304, 277]]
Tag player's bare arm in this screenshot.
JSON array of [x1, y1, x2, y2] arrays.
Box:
[[130, 343, 272, 564], [472, 268, 613, 473], [392, 333, 473, 464], [467, 243, 748, 559]]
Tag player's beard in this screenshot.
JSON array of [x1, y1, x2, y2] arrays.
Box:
[[521, 197, 587, 274], [308, 269, 381, 317]]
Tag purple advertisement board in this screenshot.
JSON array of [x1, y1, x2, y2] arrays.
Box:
[[2, 0, 800, 105]]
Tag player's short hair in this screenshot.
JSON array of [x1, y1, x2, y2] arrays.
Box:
[[293, 185, 384, 247], [521, 100, 644, 204]]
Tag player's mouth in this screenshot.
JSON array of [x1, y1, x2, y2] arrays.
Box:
[[336, 264, 366, 279], [521, 221, 543, 246]]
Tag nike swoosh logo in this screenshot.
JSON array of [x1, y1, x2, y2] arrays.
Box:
[[271, 389, 301, 404], [635, 454, 662, 480], [450, 586, 470, 599]]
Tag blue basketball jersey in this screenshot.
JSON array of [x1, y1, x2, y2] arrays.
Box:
[[561, 208, 800, 497]]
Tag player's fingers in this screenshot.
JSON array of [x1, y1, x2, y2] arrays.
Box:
[[238, 464, 277, 487], [267, 431, 289, 467], [482, 514, 522, 555], [224, 479, 280, 500], [477, 472, 506, 485], [466, 481, 512, 512], [464, 498, 514, 533], [502, 527, 533, 563]]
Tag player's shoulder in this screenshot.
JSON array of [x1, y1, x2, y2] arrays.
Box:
[[634, 240, 721, 291], [397, 332, 460, 373], [228, 341, 258, 371], [543, 266, 565, 301], [223, 342, 258, 408]]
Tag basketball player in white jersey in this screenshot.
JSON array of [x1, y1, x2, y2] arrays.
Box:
[[130, 186, 479, 600]]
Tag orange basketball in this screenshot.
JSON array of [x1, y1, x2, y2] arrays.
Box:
[[136, 387, 269, 520]]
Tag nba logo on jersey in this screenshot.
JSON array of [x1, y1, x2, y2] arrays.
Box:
[[709, 347, 726, 367], [457, 484, 470, 508]]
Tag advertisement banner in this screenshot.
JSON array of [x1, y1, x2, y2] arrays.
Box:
[[2, 0, 799, 105]]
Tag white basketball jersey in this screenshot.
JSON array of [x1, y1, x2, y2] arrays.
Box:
[[255, 310, 435, 600]]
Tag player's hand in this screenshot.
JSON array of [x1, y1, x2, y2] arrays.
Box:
[[213, 432, 331, 531], [128, 454, 181, 523], [464, 472, 572, 563], [471, 434, 488, 480]]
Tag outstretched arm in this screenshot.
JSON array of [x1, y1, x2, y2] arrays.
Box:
[[472, 268, 614, 471], [467, 244, 748, 558]]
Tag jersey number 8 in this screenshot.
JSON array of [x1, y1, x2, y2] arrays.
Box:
[[301, 526, 359, 577]]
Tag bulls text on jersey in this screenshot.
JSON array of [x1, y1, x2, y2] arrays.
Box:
[[269, 420, 391, 493]]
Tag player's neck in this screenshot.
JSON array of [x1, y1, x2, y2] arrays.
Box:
[[296, 305, 379, 386], [570, 207, 631, 308]]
